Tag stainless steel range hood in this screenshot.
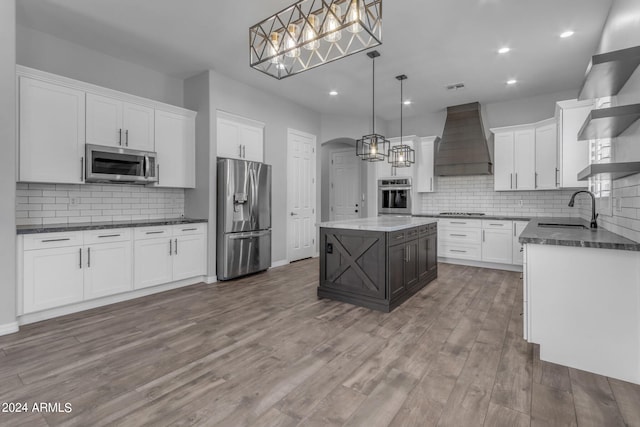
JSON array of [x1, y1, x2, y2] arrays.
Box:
[[434, 102, 493, 176]]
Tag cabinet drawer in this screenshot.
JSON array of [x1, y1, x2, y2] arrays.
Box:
[[388, 230, 406, 246], [84, 228, 132, 245], [405, 227, 419, 240], [134, 226, 173, 240], [173, 223, 206, 236], [438, 242, 481, 261], [23, 231, 83, 250], [438, 227, 481, 244], [438, 218, 481, 229], [482, 220, 512, 230]]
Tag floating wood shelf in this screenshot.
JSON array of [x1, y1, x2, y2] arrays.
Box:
[[578, 162, 640, 181], [578, 46, 640, 100], [577, 104, 640, 141]]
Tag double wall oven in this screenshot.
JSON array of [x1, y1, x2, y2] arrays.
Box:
[[378, 178, 412, 215]]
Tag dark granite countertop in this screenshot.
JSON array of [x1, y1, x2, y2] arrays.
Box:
[[519, 217, 640, 251], [413, 214, 532, 221], [17, 218, 208, 235]]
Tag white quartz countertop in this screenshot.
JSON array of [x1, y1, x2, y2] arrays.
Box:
[[318, 216, 437, 232]]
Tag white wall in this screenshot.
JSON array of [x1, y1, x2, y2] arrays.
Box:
[[0, 0, 17, 330], [16, 25, 184, 106]]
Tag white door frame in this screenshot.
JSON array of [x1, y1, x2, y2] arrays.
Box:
[[286, 128, 317, 262], [329, 147, 362, 221]]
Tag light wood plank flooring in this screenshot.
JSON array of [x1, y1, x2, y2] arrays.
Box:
[[1, 259, 639, 426]]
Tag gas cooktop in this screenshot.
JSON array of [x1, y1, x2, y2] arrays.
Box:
[[439, 212, 486, 216]]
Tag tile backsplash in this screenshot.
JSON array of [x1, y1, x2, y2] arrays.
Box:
[[16, 183, 184, 226], [417, 175, 581, 218]]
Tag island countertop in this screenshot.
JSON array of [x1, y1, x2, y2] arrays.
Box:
[[318, 216, 438, 232]]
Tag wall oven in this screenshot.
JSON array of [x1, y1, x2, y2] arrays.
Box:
[[86, 144, 157, 184], [378, 178, 412, 215]]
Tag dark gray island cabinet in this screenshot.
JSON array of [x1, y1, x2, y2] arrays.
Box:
[[318, 217, 438, 312]]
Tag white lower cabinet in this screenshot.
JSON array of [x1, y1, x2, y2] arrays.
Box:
[[172, 233, 207, 281], [481, 221, 513, 264], [84, 239, 133, 300], [134, 234, 174, 289]]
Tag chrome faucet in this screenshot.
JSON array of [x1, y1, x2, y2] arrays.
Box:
[[568, 190, 598, 229]]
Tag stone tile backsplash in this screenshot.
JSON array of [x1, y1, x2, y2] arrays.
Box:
[[16, 183, 184, 226]]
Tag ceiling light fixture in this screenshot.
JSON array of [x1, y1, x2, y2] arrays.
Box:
[[403, 100, 411, 105], [560, 30, 575, 38], [329, 90, 338, 96], [498, 47, 511, 54], [249, 0, 383, 79], [389, 75, 415, 168], [507, 79, 517, 85], [356, 51, 389, 162]]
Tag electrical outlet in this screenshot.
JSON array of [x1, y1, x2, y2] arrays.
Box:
[[69, 197, 79, 206], [518, 200, 524, 207], [614, 197, 622, 213]]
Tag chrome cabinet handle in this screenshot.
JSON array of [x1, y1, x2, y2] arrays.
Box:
[[515, 173, 518, 189], [535, 172, 538, 188], [169, 239, 172, 256], [79, 248, 82, 269], [510, 173, 513, 189], [88, 247, 91, 268], [157, 164, 160, 185], [98, 234, 121, 238], [242, 145, 246, 158], [182, 228, 197, 232], [175, 238, 178, 255], [450, 234, 467, 237], [482, 230, 485, 242], [42, 238, 70, 243], [81, 157, 84, 181], [290, 212, 298, 216], [146, 231, 164, 235], [555, 168, 559, 186], [514, 224, 516, 237], [450, 221, 466, 225], [490, 223, 503, 226], [239, 145, 243, 158], [430, 177, 433, 192], [125, 129, 129, 146], [118, 128, 122, 146], [451, 249, 467, 253]]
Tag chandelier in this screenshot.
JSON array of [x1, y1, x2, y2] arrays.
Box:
[[356, 50, 389, 162], [389, 74, 415, 168], [249, 0, 383, 79]]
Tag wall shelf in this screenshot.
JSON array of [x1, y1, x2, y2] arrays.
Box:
[[578, 162, 640, 181], [578, 46, 640, 100], [577, 104, 640, 141]]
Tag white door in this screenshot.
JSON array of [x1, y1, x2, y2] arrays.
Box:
[[330, 148, 361, 221], [287, 129, 316, 262], [19, 77, 85, 184], [173, 234, 207, 280], [86, 93, 124, 147], [84, 241, 133, 300], [155, 110, 195, 188], [134, 238, 173, 289], [122, 102, 155, 151], [535, 123, 558, 189], [493, 132, 514, 191], [513, 129, 536, 190]]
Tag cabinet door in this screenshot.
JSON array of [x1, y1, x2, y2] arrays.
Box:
[[388, 244, 406, 298], [23, 246, 84, 313], [416, 138, 435, 193], [481, 229, 513, 264], [122, 102, 155, 151], [19, 77, 85, 184], [559, 102, 593, 189], [512, 221, 528, 265], [535, 123, 558, 189], [240, 124, 264, 162], [86, 93, 123, 147], [513, 129, 535, 190], [217, 117, 242, 160], [84, 241, 133, 299], [134, 238, 173, 289], [155, 110, 195, 188], [427, 232, 437, 273], [493, 132, 514, 190], [418, 236, 429, 281], [172, 234, 206, 281], [405, 239, 420, 289]]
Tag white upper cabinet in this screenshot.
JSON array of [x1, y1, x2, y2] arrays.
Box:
[[86, 93, 154, 151], [19, 77, 85, 184], [513, 129, 536, 190], [493, 131, 515, 191], [555, 99, 594, 189], [416, 136, 438, 193], [216, 111, 264, 162], [534, 120, 558, 189], [154, 109, 196, 188]]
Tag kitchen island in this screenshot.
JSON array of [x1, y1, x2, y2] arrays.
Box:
[[318, 216, 438, 312]]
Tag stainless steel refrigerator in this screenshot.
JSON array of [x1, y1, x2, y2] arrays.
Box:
[[217, 158, 272, 281]]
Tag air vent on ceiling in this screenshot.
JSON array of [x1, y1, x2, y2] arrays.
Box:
[[446, 82, 465, 91]]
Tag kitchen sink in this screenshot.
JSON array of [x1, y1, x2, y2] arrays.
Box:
[[537, 222, 589, 230]]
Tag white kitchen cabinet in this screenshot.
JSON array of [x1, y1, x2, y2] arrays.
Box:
[[438, 219, 482, 261], [86, 93, 155, 151], [492, 126, 535, 190], [555, 99, 595, 189], [19, 77, 85, 184], [83, 230, 133, 300], [416, 136, 438, 192], [217, 111, 264, 162], [481, 220, 513, 264], [534, 121, 558, 189], [134, 232, 174, 290], [512, 221, 529, 265], [172, 231, 207, 281], [493, 132, 515, 191], [154, 109, 196, 188]]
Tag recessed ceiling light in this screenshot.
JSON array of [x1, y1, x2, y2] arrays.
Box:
[[498, 47, 511, 54], [560, 30, 575, 38], [329, 90, 338, 96], [506, 79, 517, 85], [403, 100, 411, 105]]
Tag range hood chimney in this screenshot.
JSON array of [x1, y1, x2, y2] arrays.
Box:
[[434, 102, 493, 176]]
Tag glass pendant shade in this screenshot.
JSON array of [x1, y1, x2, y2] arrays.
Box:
[[323, 4, 342, 42], [285, 24, 300, 58], [346, 0, 365, 33], [269, 32, 282, 64], [356, 133, 390, 162], [302, 15, 320, 50]]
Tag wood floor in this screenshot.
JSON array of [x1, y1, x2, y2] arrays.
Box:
[[1, 259, 639, 427]]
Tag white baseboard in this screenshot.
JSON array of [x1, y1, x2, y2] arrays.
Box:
[[438, 257, 523, 272], [271, 259, 290, 268], [18, 276, 207, 326], [205, 276, 218, 284], [0, 321, 19, 336]]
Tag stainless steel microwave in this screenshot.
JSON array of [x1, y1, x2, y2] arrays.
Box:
[[85, 144, 157, 184], [378, 178, 412, 215]]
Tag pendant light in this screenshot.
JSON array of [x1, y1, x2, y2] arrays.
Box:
[[356, 50, 390, 162], [389, 74, 415, 168]]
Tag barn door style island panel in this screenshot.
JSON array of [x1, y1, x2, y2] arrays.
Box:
[[318, 217, 438, 312]]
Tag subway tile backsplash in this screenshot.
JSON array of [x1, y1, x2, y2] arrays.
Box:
[[16, 183, 184, 226]]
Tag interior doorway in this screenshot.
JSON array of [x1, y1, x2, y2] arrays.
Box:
[[330, 148, 362, 221]]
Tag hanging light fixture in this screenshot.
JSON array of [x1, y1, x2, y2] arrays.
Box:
[[388, 74, 415, 168], [249, 0, 383, 79], [356, 50, 389, 162]]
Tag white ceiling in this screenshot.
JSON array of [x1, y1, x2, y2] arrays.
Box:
[[16, 0, 613, 121]]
